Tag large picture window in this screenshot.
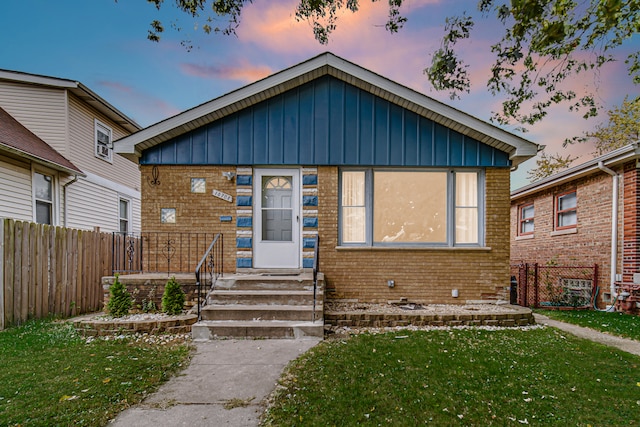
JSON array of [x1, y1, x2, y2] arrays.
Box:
[[340, 169, 482, 246]]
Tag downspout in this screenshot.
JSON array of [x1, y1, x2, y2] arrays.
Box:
[[597, 161, 618, 305], [62, 175, 79, 227]]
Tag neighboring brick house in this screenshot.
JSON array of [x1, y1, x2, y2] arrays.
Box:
[[0, 69, 142, 233], [115, 52, 539, 304], [511, 143, 640, 307]]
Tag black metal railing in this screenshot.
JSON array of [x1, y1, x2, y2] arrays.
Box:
[[195, 233, 223, 320], [312, 234, 320, 322], [112, 232, 220, 275]]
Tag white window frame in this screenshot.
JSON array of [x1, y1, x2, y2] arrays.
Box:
[[32, 169, 57, 225], [338, 168, 484, 247], [118, 197, 131, 234], [95, 119, 113, 163]]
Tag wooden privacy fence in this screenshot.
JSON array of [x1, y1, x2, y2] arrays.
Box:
[[1, 218, 113, 329]]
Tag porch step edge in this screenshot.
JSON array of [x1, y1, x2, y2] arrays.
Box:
[[192, 320, 324, 340]]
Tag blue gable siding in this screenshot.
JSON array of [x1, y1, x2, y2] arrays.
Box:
[[140, 76, 510, 167]]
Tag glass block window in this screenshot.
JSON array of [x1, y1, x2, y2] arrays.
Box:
[[191, 178, 206, 193], [161, 208, 176, 224]]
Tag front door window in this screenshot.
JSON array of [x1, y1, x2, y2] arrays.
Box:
[[261, 176, 293, 241]]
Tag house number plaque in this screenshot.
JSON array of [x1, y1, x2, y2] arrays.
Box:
[[212, 189, 233, 203]]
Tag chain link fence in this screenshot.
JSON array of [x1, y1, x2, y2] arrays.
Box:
[[510, 263, 598, 309]]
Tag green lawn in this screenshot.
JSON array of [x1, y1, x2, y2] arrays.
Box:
[[0, 319, 193, 427], [262, 327, 640, 426], [535, 309, 640, 341]]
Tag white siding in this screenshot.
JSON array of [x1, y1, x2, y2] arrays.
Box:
[[0, 81, 68, 155], [0, 157, 33, 221], [0, 80, 141, 233], [67, 94, 141, 191], [129, 195, 142, 234], [64, 177, 141, 233]]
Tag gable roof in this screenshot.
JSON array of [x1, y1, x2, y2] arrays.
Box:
[[0, 69, 141, 133], [114, 52, 540, 165], [511, 142, 640, 200], [0, 106, 83, 175]]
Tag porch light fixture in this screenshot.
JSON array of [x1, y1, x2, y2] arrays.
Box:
[[222, 171, 236, 181], [451, 289, 459, 298]]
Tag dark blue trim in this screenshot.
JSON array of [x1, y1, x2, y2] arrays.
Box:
[[219, 216, 232, 222], [302, 258, 314, 268], [237, 258, 252, 268], [237, 217, 252, 228], [303, 174, 318, 186], [140, 76, 510, 168], [303, 237, 316, 249], [236, 237, 252, 248], [303, 217, 318, 228], [236, 196, 252, 206], [303, 196, 318, 206], [236, 175, 252, 186]]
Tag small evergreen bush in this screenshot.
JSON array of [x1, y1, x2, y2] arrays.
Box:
[[162, 277, 185, 315], [141, 286, 158, 313], [107, 274, 132, 317]]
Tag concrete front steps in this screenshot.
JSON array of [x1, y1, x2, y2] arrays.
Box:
[[192, 272, 324, 340]]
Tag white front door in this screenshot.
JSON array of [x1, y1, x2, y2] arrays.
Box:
[[254, 168, 300, 268]]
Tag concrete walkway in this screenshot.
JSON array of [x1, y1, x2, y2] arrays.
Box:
[[110, 316, 640, 427], [110, 338, 320, 427], [533, 313, 640, 356]]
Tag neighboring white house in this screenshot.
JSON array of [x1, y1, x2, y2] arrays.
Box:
[[0, 69, 141, 233]]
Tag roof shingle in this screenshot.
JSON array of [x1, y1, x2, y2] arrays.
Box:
[[0, 106, 82, 174]]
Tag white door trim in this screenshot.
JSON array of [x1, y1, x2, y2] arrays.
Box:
[[253, 168, 301, 268]]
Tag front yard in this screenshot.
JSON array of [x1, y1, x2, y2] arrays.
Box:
[[262, 326, 640, 426], [0, 320, 193, 426], [2, 312, 640, 426]]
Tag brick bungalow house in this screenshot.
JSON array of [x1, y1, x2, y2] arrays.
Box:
[[511, 142, 640, 310], [114, 52, 538, 304]]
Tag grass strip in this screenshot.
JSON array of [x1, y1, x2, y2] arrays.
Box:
[[0, 319, 193, 427], [263, 327, 640, 426], [536, 309, 640, 341]]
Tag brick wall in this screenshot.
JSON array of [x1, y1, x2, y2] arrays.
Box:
[[141, 165, 514, 304], [141, 165, 237, 273], [510, 164, 628, 301], [318, 167, 512, 304]]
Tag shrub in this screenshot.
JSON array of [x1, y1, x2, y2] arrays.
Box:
[[162, 277, 185, 315], [141, 286, 158, 313], [107, 274, 132, 317]]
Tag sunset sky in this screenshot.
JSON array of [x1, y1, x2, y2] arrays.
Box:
[[1, 0, 637, 188]]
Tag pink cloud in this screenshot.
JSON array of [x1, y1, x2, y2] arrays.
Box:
[[236, 0, 441, 56], [180, 61, 272, 82], [97, 80, 181, 126]]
